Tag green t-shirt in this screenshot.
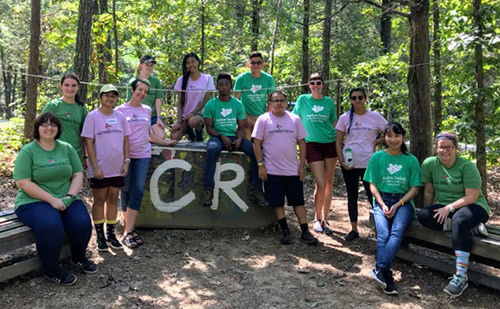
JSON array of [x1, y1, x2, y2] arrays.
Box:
[[13, 140, 83, 209], [42, 98, 88, 159], [203, 96, 246, 137], [126, 75, 164, 118], [234, 71, 275, 117], [364, 150, 422, 207], [292, 94, 337, 143], [421, 156, 490, 214]]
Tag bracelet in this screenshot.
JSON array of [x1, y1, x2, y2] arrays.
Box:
[[124, 158, 131, 162], [399, 199, 404, 206], [83, 156, 88, 159]]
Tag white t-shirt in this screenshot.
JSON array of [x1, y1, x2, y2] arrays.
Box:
[[174, 73, 215, 117]]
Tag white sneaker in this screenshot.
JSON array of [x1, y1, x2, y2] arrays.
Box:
[[313, 219, 323, 233]]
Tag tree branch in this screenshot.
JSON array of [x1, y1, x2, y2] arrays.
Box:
[[362, 0, 410, 18]]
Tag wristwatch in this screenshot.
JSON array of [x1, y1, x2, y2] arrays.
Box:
[[447, 205, 455, 213], [258, 160, 264, 167], [65, 194, 76, 199]]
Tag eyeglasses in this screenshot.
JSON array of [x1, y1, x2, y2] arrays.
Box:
[[438, 145, 455, 151], [250, 61, 263, 65], [41, 123, 57, 128], [309, 81, 323, 86], [350, 95, 365, 101], [270, 99, 287, 104]]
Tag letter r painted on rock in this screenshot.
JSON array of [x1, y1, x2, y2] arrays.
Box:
[[211, 162, 249, 212]]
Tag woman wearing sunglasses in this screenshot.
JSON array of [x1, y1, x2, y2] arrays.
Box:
[[335, 87, 387, 241], [292, 73, 337, 235]]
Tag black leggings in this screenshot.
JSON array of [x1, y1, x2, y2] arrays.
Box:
[[417, 204, 489, 252], [341, 167, 373, 223]]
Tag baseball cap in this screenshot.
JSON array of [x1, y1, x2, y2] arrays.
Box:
[[140, 55, 157, 64], [99, 84, 119, 96]]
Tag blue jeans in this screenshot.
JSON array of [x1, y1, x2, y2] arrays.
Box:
[[373, 192, 413, 270], [121, 157, 151, 211], [204, 136, 260, 190], [15, 200, 92, 274]]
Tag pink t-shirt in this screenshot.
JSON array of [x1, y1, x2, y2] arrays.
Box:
[[81, 109, 131, 178], [174, 73, 215, 118], [115, 103, 152, 159], [252, 111, 307, 176], [335, 110, 387, 168]]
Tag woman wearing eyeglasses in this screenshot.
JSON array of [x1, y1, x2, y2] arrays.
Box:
[[335, 87, 387, 241], [417, 132, 489, 298], [292, 73, 337, 235]]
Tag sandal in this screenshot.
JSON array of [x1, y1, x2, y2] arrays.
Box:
[[122, 233, 138, 248], [132, 230, 144, 246]]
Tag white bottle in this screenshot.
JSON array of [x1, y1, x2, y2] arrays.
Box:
[[345, 148, 353, 167]]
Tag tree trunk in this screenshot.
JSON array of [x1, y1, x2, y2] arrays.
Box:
[[473, 0, 487, 198], [432, 0, 442, 137], [74, 0, 94, 103], [408, 0, 432, 164], [25, 0, 41, 140], [301, 0, 310, 94], [270, 0, 283, 75], [201, 0, 206, 70], [1, 46, 13, 119], [321, 0, 333, 96], [112, 0, 119, 78], [381, 0, 392, 54], [97, 0, 111, 84], [251, 0, 262, 52], [20, 68, 27, 106]]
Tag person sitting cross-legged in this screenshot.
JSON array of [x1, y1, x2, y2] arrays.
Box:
[[202, 72, 267, 208]]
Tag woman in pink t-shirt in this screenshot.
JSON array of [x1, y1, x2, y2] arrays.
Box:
[[335, 87, 387, 241], [171, 52, 215, 142]]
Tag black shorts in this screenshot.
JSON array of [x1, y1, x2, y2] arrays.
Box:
[[264, 175, 304, 207], [306, 141, 337, 163], [90, 176, 125, 189]]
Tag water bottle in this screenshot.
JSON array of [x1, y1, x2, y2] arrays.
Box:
[[345, 147, 353, 167]]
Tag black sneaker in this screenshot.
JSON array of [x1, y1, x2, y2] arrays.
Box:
[[370, 267, 386, 288], [195, 128, 204, 142], [107, 233, 123, 250], [301, 230, 319, 245], [344, 230, 359, 241], [247, 187, 269, 207], [186, 128, 196, 142], [444, 274, 468, 298], [381, 268, 398, 295], [74, 258, 98, 274], [96, 234, 108, 252], [280, 230, 292, 245], [203, 189, 214, 207], [45, 270, 77, 286]]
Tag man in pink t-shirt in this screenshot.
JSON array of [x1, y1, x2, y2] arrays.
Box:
[[252, 90, 318, 246]]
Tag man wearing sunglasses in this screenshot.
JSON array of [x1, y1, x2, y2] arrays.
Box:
[[234, 51, 276, 140]]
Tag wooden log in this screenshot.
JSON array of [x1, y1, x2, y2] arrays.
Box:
[[136, 143, 275, 229]]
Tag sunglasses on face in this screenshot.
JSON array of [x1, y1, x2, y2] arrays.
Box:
[[309, 81, 323, 86], [438, 145, 455, 151], [350, 95, 365, 101], [250, 61, 263, 65]]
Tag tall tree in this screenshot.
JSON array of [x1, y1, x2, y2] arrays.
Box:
[[432, 0, 442, 137], [74, 0, 94, 102], [112, 0, 119, 78], [201, 0, 206, 70], [269, 0, 283, 75], [321, 0, 333, 96], [473, 0, 487, 197], [381, 0, 392, 54], [24, 0, 41, 139], [251, 0, 263, 52], [97, 0, 112, 84], [301, 0, 310, 94]]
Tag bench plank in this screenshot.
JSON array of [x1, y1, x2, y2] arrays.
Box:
[[0, 226, 35, 255], [0, 220, 26, 233]]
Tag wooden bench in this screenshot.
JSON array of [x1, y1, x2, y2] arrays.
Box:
[[0, 210, 70, 283], [369, 213, 500, 290]]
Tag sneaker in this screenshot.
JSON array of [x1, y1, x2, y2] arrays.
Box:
[[444, 274, 468, 298], [301, 230, 319, 245], [195, 128, 204, 142], [107, 233, 123, 250], [322, 221, 333, 235], [344, 230, 360, 241], [247, 187, 269, 207], [313, 219, 323, 233], [370, 268, 386, 288], [186, 128, 196, 142], [203, 189, 214, 207], [280, 229, 292, 245], [470, 222, 489, 238], [381, 268, 398, 295], [45, 270, 77, 286], [74, 258, 98, 274], [96, 235, 108, 252]]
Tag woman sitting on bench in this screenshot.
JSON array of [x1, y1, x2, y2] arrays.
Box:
[[418, 132, 490, 298], [14, 112, 97, 286]]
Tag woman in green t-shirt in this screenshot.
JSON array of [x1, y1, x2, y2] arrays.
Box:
[[364, 122, 421, 295], [14, 113, 97, 285], [418, 132, 490, 298]]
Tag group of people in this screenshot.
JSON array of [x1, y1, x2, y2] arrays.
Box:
[[12, 52, 489, 299]]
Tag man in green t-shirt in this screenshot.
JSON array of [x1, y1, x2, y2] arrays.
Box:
[[203, 72, 267, 208], [234, 51, 276, 140]]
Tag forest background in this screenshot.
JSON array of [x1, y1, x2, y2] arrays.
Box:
[[0, 0, 499, 197]]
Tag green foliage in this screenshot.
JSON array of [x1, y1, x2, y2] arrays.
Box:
[[0, 118, 27, 176]]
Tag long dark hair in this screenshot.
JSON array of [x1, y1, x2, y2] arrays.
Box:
[[180, 53, 201, 110], [60, 72, 83, 106], [347, 87, 367, 134], [384, 122, 409, 154]]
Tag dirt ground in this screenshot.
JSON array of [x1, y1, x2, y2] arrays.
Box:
[[1, 168, 500, 308]]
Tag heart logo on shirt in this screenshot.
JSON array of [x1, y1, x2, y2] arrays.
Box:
[[250, 84, 262, 93], [312, 105, 324, 113], [65, 112, 71, 119], [387, 163, 402, 175], [105, 123, 111, 129], [221, 108, 232, 117]]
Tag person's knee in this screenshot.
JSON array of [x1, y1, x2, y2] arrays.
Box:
[[315, 180, 327, 190], [38, 217, 64, 237], [417, 208, 432, 224], [206, 140, 221, 153]]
